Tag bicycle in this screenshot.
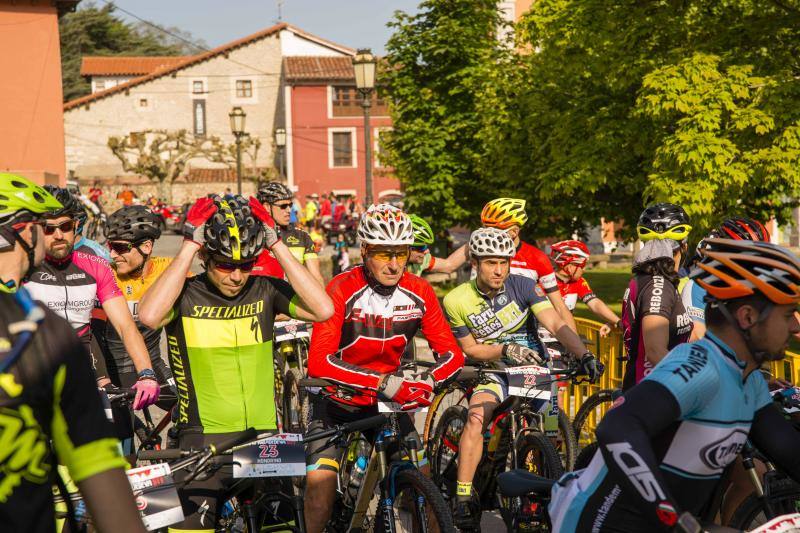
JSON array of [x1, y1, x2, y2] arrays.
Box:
[[300, 376, 454, 533], [428, 362, 590, 530], [105, 384, 178, 453], [274, 319, 313, 434], [571, 387, 622, 450]]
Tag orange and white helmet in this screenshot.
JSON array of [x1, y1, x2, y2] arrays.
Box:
[[691, 238, 800, 305], [357, 204, 414, 246], [481, 198, 528, 230]]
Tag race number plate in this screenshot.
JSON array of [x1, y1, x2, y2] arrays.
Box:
[[505, 365, 552, 400], [233, 433, 306, 478], [378, 401, 429, 413], [126, 463, 184, 531], [749, 513, 800, 533]]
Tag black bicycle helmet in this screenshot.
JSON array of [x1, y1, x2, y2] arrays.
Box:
[[43, 186, 81, 218], [636, 202, 691, 241], [718, 216, 770, 242], [204, 195, 265, 261], [257, 181, 293, 205], [106, 205, 162, 243]]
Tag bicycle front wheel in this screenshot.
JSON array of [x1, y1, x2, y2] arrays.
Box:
[[729, 477, 800, 530], [375, 468, 454, 533], [515, 431, 564, 479], [572, 388, 620, 448]]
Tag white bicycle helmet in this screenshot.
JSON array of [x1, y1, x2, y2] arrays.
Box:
[[357, 204, 414, 245], [469, 227, 515, 258]]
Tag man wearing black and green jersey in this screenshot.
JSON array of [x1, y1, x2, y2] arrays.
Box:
[[139, 194, 333, 532], [0, 173, 145, 533]]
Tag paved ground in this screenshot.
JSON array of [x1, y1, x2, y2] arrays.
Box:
[[151, 233, 503, 530]]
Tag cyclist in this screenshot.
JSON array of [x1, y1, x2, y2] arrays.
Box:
[[407, 214, 469, 275], [682, 217, 771, 341], [442, 228, 599, 528], [0, 173, 145, 533], [620, 203, 693, 391], [549, 238, 800, 532], [546, 239, 621, 337], [44, 186, 109, 260], [138, 194, 333, 532], [303, 204, 465, 533], [252, 181, 324, 286], [24, 186, 159, 411]]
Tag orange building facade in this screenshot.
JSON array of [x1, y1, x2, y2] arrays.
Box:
[[0, 1, 77, 185]]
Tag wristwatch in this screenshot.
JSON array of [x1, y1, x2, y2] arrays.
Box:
[[137, 368, 156, 380]]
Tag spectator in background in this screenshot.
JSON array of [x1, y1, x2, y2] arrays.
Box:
[[89, 182, 103, 206], [116, 187, 137, 207], [333, 198, 346, 225], [319, 193, 332, 232], [305, 195, 318, 229], [290, 198, 300, 225]]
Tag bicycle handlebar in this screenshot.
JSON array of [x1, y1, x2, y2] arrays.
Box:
[[106, 384, 176, 404]]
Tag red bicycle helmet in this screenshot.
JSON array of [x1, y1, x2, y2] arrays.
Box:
[[718, 216, 770, 242], [550, 240, 590, 268]]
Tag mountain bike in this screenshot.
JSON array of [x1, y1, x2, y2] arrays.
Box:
[[106, 384, 178, 453], [275, 319, 313, 434], [429, 362, 589, 530], [299, 376, 453, 533]]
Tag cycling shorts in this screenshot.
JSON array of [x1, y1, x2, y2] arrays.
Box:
[[305, 395, 425, 473], [472, 374, 550, 413]]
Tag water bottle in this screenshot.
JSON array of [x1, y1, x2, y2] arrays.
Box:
[[347, 454, 368, 501]]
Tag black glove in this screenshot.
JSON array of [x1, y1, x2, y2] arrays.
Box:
[[580, 352, 600, 383]]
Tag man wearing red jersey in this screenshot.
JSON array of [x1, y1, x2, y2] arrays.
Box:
[[303, 204, 464, 533]]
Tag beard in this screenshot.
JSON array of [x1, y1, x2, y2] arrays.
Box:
[[47, 240, 73, 260]]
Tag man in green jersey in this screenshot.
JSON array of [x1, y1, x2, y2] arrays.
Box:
[[0, 173, 145, 533], [139, 194, 333, 532], [407, 214, 469, 275]]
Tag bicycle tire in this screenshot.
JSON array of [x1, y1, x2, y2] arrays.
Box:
[[282, 367, 307, 434], [515, 431, 564, 480], [729, 477, 800, 530], [430, 405, 467, 497], [572, 388, 620, 447], [574, 441, 599, 470], [374, 468, 454, 533], [556, 409, 578, 471], [422, 386, 468, 455]]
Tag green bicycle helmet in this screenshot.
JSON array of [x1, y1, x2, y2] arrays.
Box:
[[409, 214, 435, 246], [0, 173, 63, 283]]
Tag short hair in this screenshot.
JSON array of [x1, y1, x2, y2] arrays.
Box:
[[704, 295, 771, 327]]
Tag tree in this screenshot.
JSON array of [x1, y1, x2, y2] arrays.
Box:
[[383, 0, 517, 232], [59, 3, 205, 101], [206, 136, 276, 183], [108, 130, 222, 202]]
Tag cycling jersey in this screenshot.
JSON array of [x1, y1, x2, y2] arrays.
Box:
[[548, 332, 800, 532], [470, 241, 558, 293], [443, 274, 553, 352], [251, 224, 317, 278], [621, 274, 692, 390], [407, 252, 436, 276], [0, 291, 126, 533], [105, 256, 177, 377], [680, 278, 707, 325], [538, 276, 597, 342], [25, 251, 122, 339], [307, 266, 464, 407], [74, 236, 111, 261], [165, 273, 299, 433]]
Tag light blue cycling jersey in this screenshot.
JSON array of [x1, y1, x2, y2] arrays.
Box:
[[549, 331, 772, 532], [680, 278, 707, 325], [75, 236, 111, 262]]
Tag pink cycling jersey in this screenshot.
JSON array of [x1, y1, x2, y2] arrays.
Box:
[[25, 250, 122, 337]]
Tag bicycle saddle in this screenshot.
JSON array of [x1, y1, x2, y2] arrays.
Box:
[[497, 469, 556, 497]]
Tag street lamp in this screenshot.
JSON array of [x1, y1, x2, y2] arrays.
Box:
[[229, 106, 247, 195], [352, 48, 377, 206], [275, 127, 286, 181]]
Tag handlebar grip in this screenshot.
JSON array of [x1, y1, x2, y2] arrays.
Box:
[[212, 427, 259, 454], [343, 414, 387, 434], [138, 449, 183, 461], [299, 378, 333, 388], [456, 367, 479, 381]]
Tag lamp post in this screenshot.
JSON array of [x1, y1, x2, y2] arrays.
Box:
[[228, 106, 247, 195], [275, 127, 287, 181], [352, 48, 377, 206]]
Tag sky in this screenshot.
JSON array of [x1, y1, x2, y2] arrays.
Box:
[[103, 0, 422, 54]]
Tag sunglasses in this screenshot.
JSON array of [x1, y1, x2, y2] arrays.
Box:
[[411, 245, 428, 253], [636, 224, 692, 242], [369, 249, 410, 262], [43, 220, 76, 235], [212, 259, 256, 273], [272, 202, 293, 210], [108, 241, 137, 255]]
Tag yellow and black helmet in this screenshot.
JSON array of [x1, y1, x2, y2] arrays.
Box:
[[204, 195, 266, 261]]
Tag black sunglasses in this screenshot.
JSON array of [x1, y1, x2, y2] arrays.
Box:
[[108, 241, 136, 255], [212, 259, 257, 273], [43, 220, 75, 235], [272, 202, 293, 210]]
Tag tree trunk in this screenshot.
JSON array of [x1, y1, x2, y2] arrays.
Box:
[[158, 179, 172, 204]]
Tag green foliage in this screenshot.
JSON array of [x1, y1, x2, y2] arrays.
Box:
[[59, 3, 205, 102], [387, 0, 800, 240]]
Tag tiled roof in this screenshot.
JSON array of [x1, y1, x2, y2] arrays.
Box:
[[64, 23, 355, 111], [284, 56, 355, 82], [80, 56, 192, 77]]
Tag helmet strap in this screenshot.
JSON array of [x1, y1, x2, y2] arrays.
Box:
[[715, 300, 776, 365], [131, 243, 150, 278], [9, 224, 38, 283], [362, 264, 397, 297]]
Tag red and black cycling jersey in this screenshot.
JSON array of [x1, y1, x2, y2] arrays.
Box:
[[307, 265, 464, 407]]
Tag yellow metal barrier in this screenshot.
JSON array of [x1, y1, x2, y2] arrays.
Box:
[[567, 318, 800, 443]]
